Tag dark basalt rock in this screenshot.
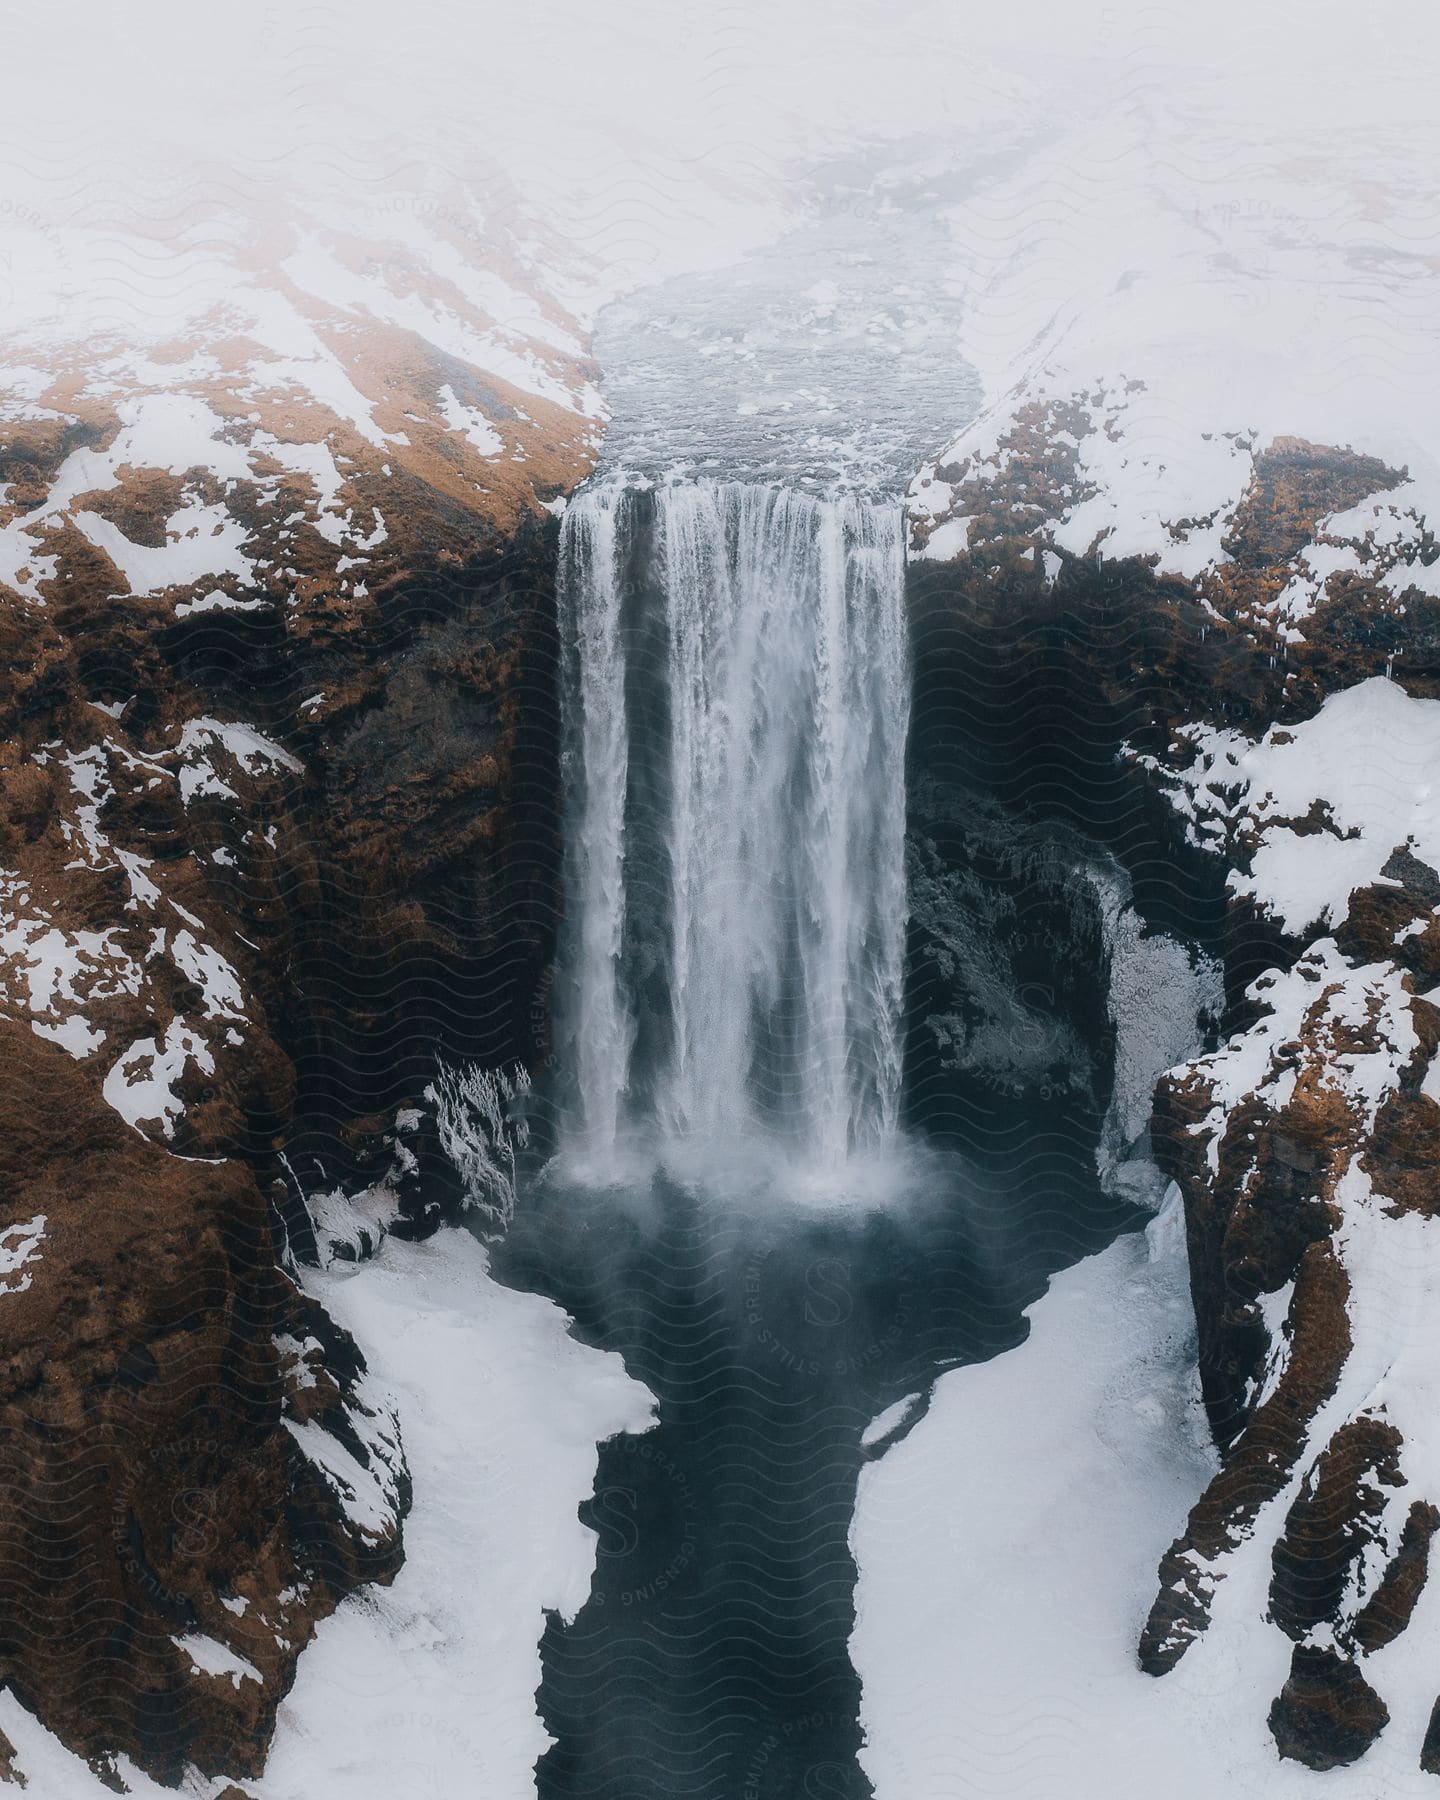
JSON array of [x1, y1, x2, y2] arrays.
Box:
[[1269, 1416, 1405, 1642], [1354, 1500, 1440, 1654], [1268, 1646, 1390, 1770], [1420, 1697, 1440, 1774], [1266, 1418, 1440, 1659], [0, 1027, 408, 1786], [1139, 1240, 1352, 1672]]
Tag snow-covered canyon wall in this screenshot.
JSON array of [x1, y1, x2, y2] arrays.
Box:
[[0, 186, 608, 1782], [872, 25, 1440, 1783]]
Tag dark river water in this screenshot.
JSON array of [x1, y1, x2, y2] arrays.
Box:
[[492, 1123, 1135, 1800]]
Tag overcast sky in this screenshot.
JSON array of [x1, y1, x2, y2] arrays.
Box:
[[2, 4, 1432, 232], [1, 1, 1436, 336]]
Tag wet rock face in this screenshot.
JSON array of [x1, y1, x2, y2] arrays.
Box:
[[235, 513, 566, 1145], [903, 779, 1115, 1139], [911, 399, 1440, 1772]]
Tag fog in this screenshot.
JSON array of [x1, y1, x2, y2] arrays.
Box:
[[3, 0, 1434, 327]]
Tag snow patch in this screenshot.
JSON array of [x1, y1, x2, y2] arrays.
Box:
[[0, 1213, 47, 1296], [1150, 679, 1440, 936], [436, 382, 505, 456], [174, 1633, 262, 1690], [257, 1230, 655, 1800], [103, 1017, 215, 1138]]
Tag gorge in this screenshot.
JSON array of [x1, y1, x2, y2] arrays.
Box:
[[4, 8, 1440, 1796]]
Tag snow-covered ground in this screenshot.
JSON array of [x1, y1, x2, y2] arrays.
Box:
[[907, 7, 1440, 589], [850, 1195, 1440, 1799], [1143, 677, 1440, 939], [0, 1229, 655, 1799]]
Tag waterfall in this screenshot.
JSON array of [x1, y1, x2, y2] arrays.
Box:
[[558, 478, 909, 1175], [558, 483, 633, 1154]]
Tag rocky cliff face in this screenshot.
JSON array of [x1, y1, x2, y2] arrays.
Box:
[[0, 1032, 408, 1784], [0, 194, 599, 1783], [909, 387, 1440, 1773]]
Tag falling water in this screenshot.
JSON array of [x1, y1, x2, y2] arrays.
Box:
[[558, 478, 909, 1172], [558, 485, 632, 1152]]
